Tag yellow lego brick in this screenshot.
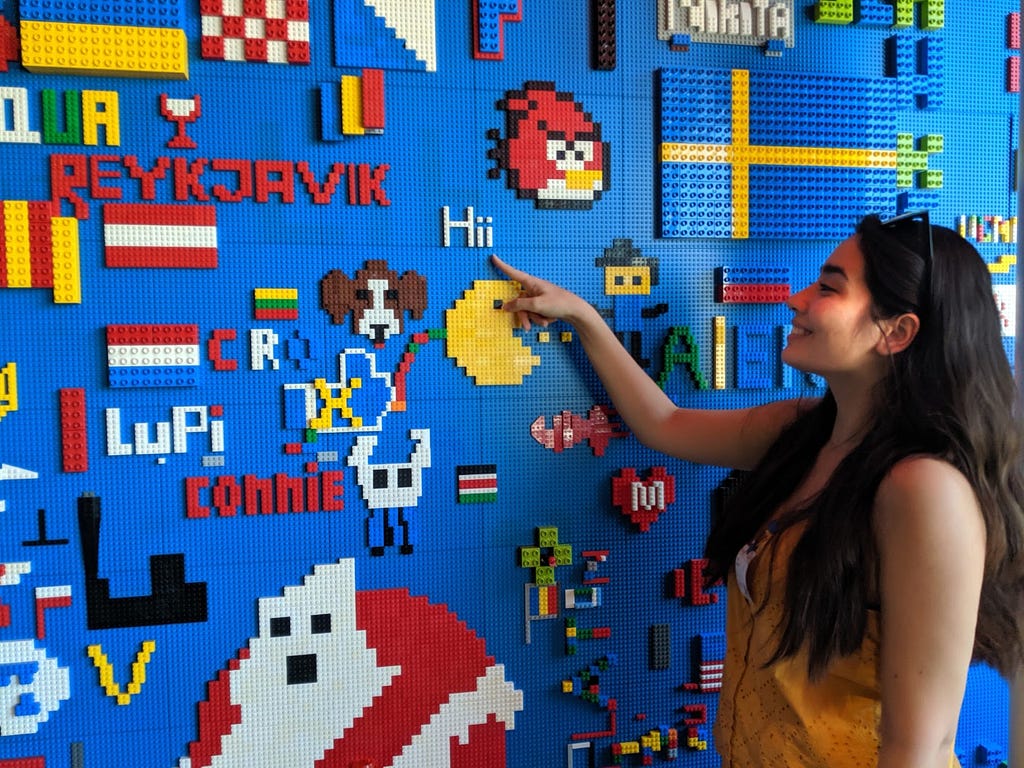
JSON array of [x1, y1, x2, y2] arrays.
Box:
[[21, 21, 188, 79], [731, 165, 750, 240], [560, 331, 573, 343], [713, 316, 727, 390], [731, 70, 750, 146], [341, 75, 365, 136], [0, 362, 17, 419], [660, 143, 731, 163], [3, 201, 33, 288], [562, 679, 574, 693], [51, 216, 81, 304], [255, 288, 299, 300], [713, 315, 727, 343], [538, 331, 550, 343], [988, 255, 1017, 274], [82, 90, 120, 146], [642, 731, 661, 750], [604, 265, 651, 296]]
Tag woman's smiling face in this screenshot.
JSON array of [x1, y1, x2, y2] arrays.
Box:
[[782, 235, 890, 385]]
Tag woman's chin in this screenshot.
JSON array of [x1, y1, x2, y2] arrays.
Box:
[[780, 349, 813, 374]]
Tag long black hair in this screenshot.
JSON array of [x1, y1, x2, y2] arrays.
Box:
[[704, 215, 1024, 680]]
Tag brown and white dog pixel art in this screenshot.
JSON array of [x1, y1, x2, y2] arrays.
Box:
[[321, 260, 428, 348]]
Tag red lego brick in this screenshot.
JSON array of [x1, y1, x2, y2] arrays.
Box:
[[59, 387, 88, 473]]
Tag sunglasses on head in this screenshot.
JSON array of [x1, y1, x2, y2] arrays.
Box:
[[879, 209, 934, 280]]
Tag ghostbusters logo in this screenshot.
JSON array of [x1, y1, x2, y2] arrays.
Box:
[[179, 559, 523, 768]]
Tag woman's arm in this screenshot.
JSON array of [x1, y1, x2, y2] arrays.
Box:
[[492, 255, 806, 469], [874, 457, 986, 768]]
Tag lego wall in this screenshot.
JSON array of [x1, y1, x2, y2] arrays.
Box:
[[0, 1, 1017, 766]]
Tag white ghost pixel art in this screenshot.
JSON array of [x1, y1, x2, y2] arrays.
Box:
[[179, 558, 523, 768], [0, 639, 70, 735], [348, 428, 431, 555]]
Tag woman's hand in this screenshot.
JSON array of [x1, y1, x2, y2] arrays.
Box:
[[490, 256, 802, 469], [490, 255, 594, 330]]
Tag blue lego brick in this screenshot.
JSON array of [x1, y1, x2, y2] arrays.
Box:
[[285, 330, 319, 370], [747, 71, 897, 148], [747, 166, 897, 239], [473, 0, 520, 57], [886, 33, 944, 109], [0, 661, 39, 685], [669, 33, 690, 51], [14, 692, 41, 716], [108, 366, 199, 388], [735, 324, 775, 389], [859, 0, 896, 26], [716, 266, 791, 285], [318, 82, 345, 142], [974, 743, 1005, 765], [660, 164, 733, 239], [659, 68, 734, 145], [18, 0, 185, 28]]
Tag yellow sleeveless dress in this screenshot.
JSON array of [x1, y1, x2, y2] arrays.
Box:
[[713, 522, 960, 767]]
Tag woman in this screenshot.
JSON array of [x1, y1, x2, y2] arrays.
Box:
[[493, 212, 1024, 767]]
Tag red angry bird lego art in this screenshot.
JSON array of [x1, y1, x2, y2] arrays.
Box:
[[487, 81, 610, 209]]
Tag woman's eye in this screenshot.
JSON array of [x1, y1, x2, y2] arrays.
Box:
[[818, 282, 834, 293]]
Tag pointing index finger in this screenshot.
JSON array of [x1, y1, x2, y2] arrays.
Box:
[[490, 254, 524, 282]]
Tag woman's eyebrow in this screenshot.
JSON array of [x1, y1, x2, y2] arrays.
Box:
[[820, 264, 848, 280]]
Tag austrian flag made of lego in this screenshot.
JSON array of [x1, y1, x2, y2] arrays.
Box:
[[103, 203, 219, 268]]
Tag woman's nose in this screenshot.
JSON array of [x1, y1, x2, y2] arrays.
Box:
[[786, 285, 806, 312]]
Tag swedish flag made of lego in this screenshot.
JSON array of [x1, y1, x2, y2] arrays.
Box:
[[660, 68, 906, 240]]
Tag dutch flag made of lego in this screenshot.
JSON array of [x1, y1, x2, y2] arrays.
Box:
[[106, 324, 200, 388]]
